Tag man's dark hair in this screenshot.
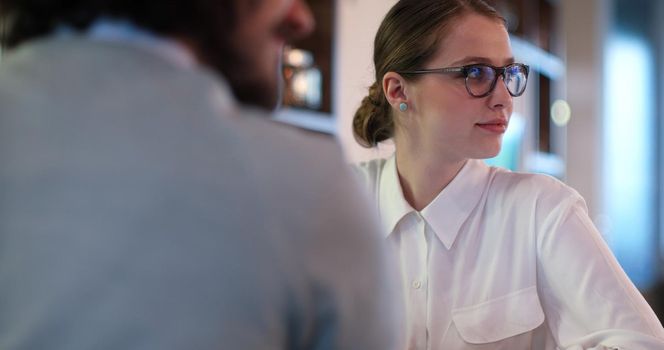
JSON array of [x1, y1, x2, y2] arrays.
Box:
[[0, 0, 283, 108], [0, 1, 240, 84], [0, 1, 235, 48]]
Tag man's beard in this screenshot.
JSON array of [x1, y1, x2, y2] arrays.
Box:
[[205, 39, 282, 111], [225, 68, 281, 111]]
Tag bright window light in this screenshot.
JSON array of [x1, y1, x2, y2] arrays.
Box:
[[603, 34, 656, 289]]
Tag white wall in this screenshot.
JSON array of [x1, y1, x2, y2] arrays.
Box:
[[561, 0, 608, 219], [335, 0, 397, 163]]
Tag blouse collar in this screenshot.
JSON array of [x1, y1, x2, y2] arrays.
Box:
[[379, 156, 492, 249]]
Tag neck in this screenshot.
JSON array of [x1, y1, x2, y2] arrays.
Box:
[[394, 144, 467, 212]]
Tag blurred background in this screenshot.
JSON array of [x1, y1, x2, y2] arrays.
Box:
[[276, 0, 664, 320]]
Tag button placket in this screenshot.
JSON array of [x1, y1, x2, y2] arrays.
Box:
[[399, 212, 431, 350], [413, 213, 429, 349], [412, 280, 422, 289]]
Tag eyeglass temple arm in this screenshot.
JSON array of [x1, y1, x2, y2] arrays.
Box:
[[397, 67, 464, 75]]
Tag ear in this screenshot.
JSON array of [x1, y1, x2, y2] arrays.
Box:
[[382, 72, 409, 110]]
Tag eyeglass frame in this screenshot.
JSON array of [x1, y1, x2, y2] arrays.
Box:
[[398, 63, 530, 98]]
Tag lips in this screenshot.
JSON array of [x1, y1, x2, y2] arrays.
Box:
[[475, 119, 508, 134]]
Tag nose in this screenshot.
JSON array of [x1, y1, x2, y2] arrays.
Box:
[[488, 75, 513, 111], [282, 0, 316, 41]]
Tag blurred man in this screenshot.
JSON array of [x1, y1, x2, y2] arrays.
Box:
[[0, 1, 402, 349]]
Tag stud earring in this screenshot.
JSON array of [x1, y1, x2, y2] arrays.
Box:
[[399, 102, 408, 112]]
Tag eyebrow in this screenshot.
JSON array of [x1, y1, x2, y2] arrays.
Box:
[[449, 56, 516, 66]]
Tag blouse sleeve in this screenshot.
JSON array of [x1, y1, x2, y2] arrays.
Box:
[[536, 196, 664, 349]]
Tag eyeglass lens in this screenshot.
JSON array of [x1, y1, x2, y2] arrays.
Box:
[[466, 64, 528, 97]]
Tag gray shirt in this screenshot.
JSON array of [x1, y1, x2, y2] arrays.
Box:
[[0, 35, 402, 349]]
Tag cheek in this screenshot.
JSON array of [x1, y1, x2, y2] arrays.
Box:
[[413, 83, 477, 129], [232, 28, 280, 70], [432, 102, 472, 127]]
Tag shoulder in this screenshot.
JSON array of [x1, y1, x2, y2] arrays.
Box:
[[487, 166, 586, 220], [237, 117, 396, 311], [490, 167, 582, 201], [353, 157, 389, 175], [234, 113, 351, 188], [351, 157, 389, 190], [235, 112, 383, 238]]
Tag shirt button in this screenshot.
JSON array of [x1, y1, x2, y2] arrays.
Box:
[[412, 280, 422, 289]]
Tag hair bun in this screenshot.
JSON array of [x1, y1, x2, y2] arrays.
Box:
[[352, 81, 393, 148]]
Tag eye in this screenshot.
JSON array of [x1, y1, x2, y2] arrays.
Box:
[[466, 66, 484, 79], [465, 65, 492, 81], [506, 64, 522, 76]]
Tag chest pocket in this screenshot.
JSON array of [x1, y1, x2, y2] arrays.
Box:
[[451, 286, 545, 344]]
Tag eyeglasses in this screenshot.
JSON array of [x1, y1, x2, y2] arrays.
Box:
[[399, 63, 530, 98]]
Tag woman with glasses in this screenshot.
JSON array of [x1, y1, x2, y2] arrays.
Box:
[[353, 0, 664, 349]]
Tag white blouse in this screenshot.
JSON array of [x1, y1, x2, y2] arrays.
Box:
[[355, 156, 664, 350]]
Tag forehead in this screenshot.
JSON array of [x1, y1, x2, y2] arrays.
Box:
[[432, 13, 513, 66]]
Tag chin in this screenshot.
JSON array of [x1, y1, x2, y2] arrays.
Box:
[[474, 145, 502, 159], [488, 140, 504, 156], [232, 78, 280, 110]]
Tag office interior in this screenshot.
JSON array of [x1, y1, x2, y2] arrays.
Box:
[[0, 0, 662, 324], [277, 0, 664, 321]]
